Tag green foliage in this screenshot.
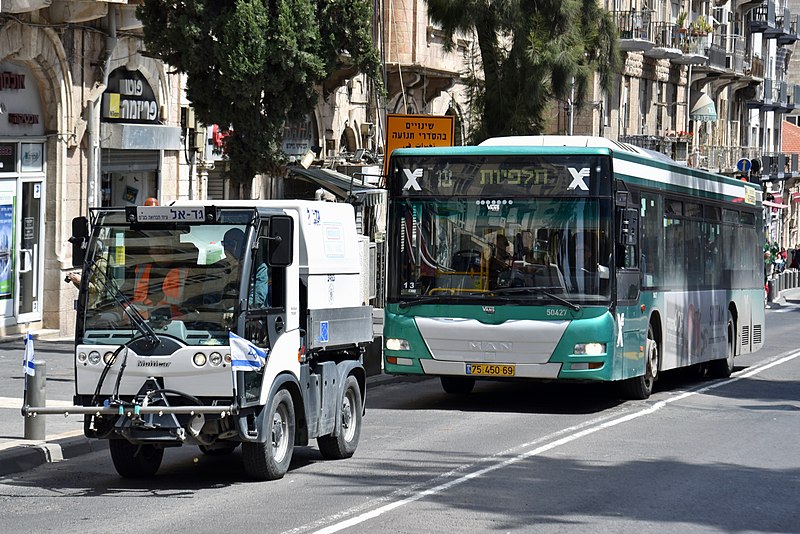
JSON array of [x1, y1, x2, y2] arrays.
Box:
[[138, 0, 380, 185], [426, 0, 621, 143]]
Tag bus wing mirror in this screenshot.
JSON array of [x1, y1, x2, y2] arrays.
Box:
[[68, 216, 89, 267], [617, 208, 639, 247], [268, 215, 293, 267]]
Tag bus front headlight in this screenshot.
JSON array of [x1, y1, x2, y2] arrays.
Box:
[[385, 338, 410, 351], [193, 352, 207, 367], [88, 351, 101, 365], [573, 343, 606, 356]]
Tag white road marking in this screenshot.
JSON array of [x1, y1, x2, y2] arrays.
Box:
[[0, 397, 74, 409], [306, 350, 800, 534]]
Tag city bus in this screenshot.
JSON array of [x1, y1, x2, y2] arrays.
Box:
[[382, 136, 765, 399]]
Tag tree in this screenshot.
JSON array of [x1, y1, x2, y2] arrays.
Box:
[[137, 0, 380, 188], [426, 0, 621, 143]]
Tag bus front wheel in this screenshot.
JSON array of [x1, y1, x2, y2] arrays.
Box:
[[441, 376, 475, 395], [620, 324, 659, 400]]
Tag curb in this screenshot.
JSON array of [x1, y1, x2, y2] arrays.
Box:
[[0, 435, 107, 478]]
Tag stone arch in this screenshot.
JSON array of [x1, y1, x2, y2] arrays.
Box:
[[108, 37, 171, 122], [390, 93, 419, 114], [0, 20, 74, 142], [340, 124, 358, 153]]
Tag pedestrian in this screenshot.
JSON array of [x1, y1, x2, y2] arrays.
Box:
[[791, 244, 800, 269]]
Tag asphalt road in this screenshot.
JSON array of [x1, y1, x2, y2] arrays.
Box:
[[1, 303, 798, 534]]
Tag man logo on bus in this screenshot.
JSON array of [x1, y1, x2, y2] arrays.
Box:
[[567, 167, 590, 191], [403, 168, 423, 191]]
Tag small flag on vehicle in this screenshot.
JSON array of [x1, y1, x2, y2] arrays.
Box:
[[229, 332, 267, 372], [23, 332, 35, 378]]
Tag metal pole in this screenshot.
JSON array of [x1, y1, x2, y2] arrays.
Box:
[[24, 361, 46, 440], [569, 77, 575, 136]]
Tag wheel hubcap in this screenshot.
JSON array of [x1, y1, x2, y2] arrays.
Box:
[[341, 392, 355, 441], [645, 335, 658, 386], [271, 407, 288, 459]]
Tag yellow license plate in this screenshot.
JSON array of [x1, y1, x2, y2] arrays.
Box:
[[465, 363, 515, 377]]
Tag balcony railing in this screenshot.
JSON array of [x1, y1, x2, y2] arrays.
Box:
[[613, 10, 655, 50], [750, 1, 777, 33]]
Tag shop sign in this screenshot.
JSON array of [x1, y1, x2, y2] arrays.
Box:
[[282, 115, 316, 158], [102, 68, 160, 124], [0, 62, 45, 136]]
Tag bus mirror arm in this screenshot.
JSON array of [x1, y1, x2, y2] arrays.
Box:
[[617, 207, 639, 247]]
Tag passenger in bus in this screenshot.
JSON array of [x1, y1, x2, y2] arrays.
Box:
[[489, 234, 512, 288]]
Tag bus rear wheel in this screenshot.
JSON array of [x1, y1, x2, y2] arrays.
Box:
[[709, 312, 736, 378], [440, 376, 475, 395], [620, 324, 659, 400]]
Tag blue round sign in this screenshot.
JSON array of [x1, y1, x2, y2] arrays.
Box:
[[737, 158, 751, 173]]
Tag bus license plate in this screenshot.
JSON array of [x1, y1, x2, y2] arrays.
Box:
[[465, 363, 515, 377]]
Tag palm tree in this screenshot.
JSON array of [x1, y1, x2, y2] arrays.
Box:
[[426, 0, 620, 142]]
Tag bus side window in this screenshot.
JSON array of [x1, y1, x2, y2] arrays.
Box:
[[640, 193, 662, 287]]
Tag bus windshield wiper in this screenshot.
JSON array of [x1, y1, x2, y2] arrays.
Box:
[[491, 287, 581, 312], [397, 292, 485, 309]]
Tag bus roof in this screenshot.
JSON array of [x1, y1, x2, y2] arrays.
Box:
[[390, 135, 761, 202]]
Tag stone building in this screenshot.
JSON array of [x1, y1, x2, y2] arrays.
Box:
[[2, 0, 798, 339]]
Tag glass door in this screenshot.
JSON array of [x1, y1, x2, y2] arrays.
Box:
[[0, 184, 13, 319], [16, 180, 43, 322]]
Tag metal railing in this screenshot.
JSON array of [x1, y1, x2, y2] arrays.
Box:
[[613, 9, 655, 41]]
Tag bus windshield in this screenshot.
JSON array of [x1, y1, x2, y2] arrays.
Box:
[[77, 212, 255, 346], [390, 197, 613, 304]]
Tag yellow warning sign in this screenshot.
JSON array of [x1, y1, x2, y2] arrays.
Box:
[[383, 114, 455, 179]]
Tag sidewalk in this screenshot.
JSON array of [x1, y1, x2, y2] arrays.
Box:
[[0, 336, 100, 477], [0, 313, 390, 478]]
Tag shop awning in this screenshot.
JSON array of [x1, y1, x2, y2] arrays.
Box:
[[690, 93, 718, 122], [763, 200, 789, 209], [288, 167, 385, 204]]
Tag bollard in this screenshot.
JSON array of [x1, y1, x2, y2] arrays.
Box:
[[24, 360, 46, 440]]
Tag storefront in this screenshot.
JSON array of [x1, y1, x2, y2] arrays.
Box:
[[0, 61, 46, 326], [99, 67, 181, 205]]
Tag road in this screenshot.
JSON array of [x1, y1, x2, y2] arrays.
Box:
[[1, 303, 799, 534]]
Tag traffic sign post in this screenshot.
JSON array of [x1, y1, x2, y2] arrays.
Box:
[[737, 158, 751, 173]]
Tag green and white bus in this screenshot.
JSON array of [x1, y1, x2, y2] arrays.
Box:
[[383, 136, 764, 399]]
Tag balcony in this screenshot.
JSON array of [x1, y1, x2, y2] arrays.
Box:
[[775, 81, 793, 113], [749, 1, 777, 34], [614, 10, 655, 52], [644, 22, 682, 59], [777, 14, 800, 46], [767, 6, 797, 42], [672, 33, 709, 65]]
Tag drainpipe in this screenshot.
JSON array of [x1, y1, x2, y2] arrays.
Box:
[[87, 5, 117, 209]]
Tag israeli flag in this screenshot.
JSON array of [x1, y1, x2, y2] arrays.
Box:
[[23, 332, 35, 377], [229, 332, 267, 372]]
